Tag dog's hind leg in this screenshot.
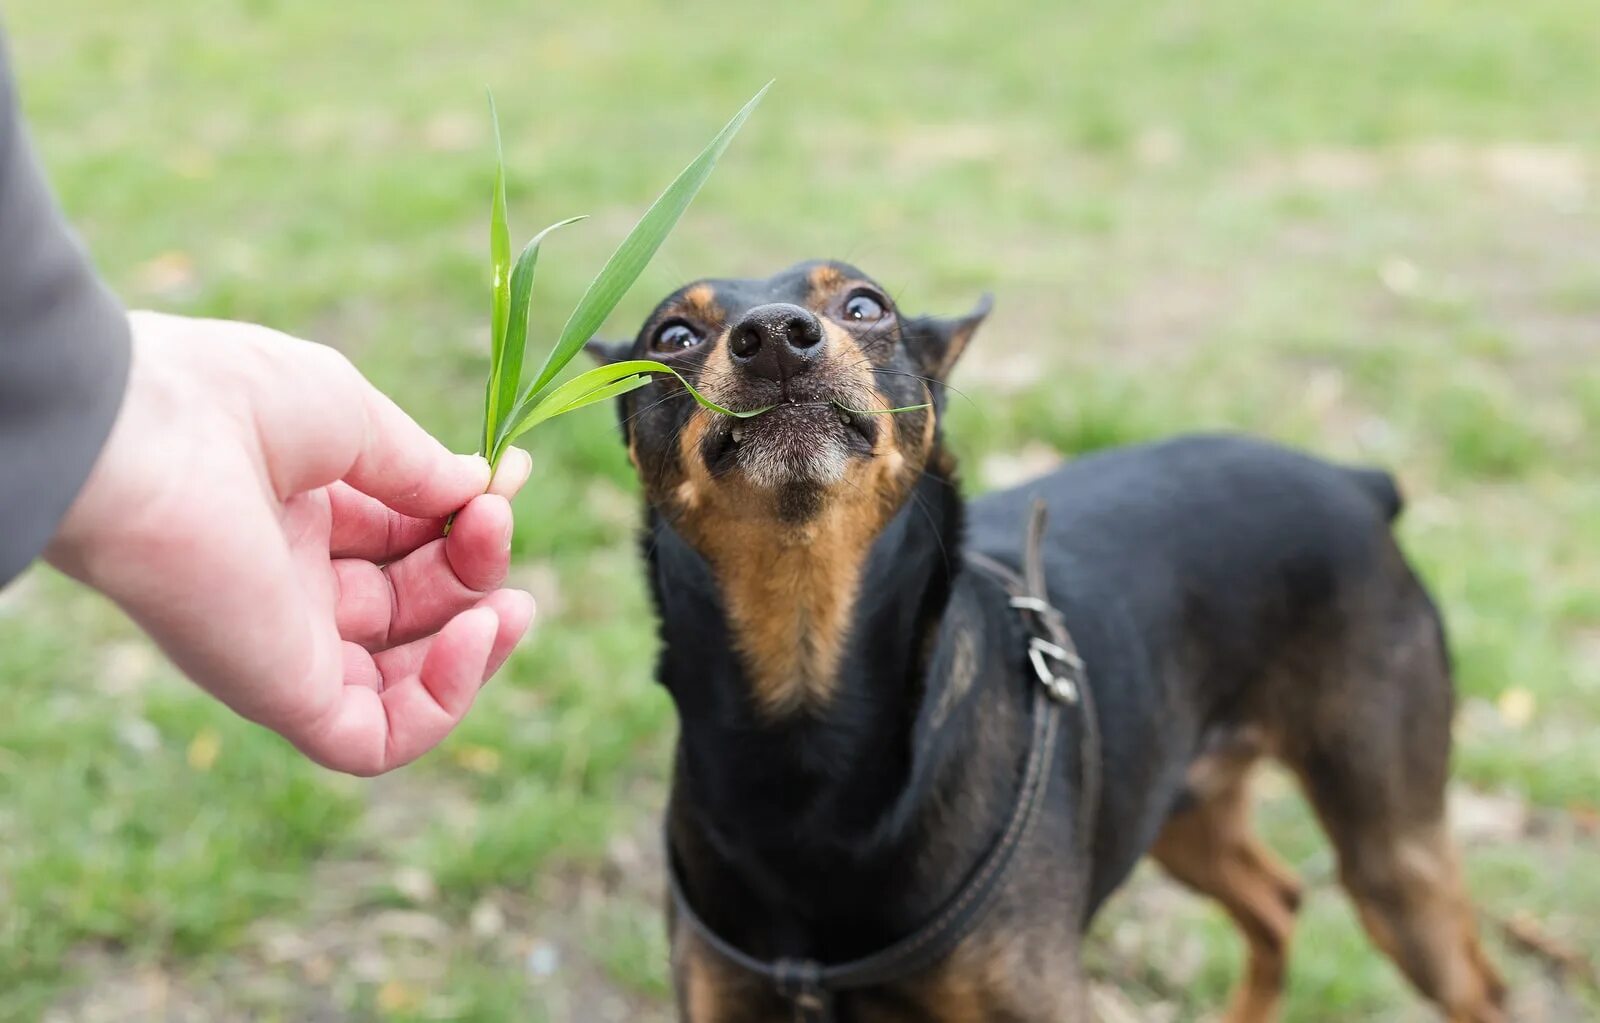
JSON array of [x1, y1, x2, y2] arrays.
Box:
[[1152, 747, 1300, 1023], [1317, 818, 1506, 1023], [1283, 573, 1507, 1023]]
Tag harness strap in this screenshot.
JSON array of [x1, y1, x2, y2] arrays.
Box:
[[968, 501, 1101, 877], [668, 500, 1099, 1020]]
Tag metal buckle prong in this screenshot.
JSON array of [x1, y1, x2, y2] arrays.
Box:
[[1028, 637, 1082, 704], [1009, 595, 1055, 614], [1030, 636, 1083, 671]]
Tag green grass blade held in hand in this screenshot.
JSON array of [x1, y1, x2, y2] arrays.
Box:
[[495, 359, 771, 458], [500, 362, 658, 446], [519, 82, 773, 405], [483, 92, 512, 455], [490, 215, 588, 446], [537, 373, 652, 422]]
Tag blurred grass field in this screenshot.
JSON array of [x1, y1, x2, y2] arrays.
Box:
[[2, 1, 1597, 1020]]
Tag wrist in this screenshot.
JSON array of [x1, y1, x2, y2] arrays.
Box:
[[42, 321, 183, 588]]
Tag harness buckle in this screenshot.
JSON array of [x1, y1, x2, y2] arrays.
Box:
[[1028, 637, 1082, 704], [1008, 595, 1056, 615], [774, 958, 828, 1022]]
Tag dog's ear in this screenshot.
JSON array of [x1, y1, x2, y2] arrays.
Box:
[[906, 293, 992, 380], [584, 338, 632, 365]]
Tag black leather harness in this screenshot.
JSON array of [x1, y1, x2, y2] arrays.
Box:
[[667, 502, 1101, 1022]]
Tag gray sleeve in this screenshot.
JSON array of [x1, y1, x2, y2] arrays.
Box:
[[0, 26, 132, 586]]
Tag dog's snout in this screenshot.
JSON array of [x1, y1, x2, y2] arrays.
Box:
[[728, 303, 824, 382]]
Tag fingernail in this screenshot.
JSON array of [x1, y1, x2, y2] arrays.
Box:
[[458, 453, 491, 480], [501, 517, 514, 553], [499, 448, 532, 491]]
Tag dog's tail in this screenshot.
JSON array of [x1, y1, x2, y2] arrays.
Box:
[[1346, 465, 1404, 523]]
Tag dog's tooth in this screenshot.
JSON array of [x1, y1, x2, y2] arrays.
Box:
[[839, 410, 852, 426], [730, 425, 744, 444]]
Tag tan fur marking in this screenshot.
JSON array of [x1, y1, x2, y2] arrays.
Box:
[[676, 440, 905, 717], [818, 319, 873, 387], [681, 283, 724, 323], [915, 970, 987, 1022], [910, 923, 1083, 1021], [1153, 763, 1302, 1023], [807, 263, 845, 301], [1339, 825, 1507, 1023], [698, 330, 735, 395], [680, 940, 726, 1022], [918, 390, 937, 448]]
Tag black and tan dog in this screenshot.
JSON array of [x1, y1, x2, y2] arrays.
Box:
[[588, 261, 1507, 1022]]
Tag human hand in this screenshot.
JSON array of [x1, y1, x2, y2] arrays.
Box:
[[45, 311, 535, 775]]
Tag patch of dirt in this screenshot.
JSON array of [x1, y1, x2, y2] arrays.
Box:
[[42, 949, 239, 1023], [1242, 141, 1591, 203], [979, 442, 1063, 489]]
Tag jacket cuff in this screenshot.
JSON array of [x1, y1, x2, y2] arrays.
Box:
[[0, 51, 132, 586]]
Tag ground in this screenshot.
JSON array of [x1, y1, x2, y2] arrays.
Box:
[[1, 1, 1597, 1020]]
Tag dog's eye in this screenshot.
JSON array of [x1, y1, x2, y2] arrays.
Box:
[[652, 320, 703, 353], [844, 291, 887, 322]]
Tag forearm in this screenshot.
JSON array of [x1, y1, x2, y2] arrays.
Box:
[[0, 25, 132, 586]]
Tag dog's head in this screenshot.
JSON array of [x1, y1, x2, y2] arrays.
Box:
[[592, 259, 989, 532], [591, 260, 988, 715]]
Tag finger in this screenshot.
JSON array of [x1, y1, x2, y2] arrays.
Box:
[[327, 482, 449, 562], [329, 448, 528, 561], [332, 494, 512, 649], [488, 447, 533, 499], [345, 385, 492, 518], [342, 640, 385, 693], [379, 605, 499, 771], [365, 588, 535, 685], [294, 606, 499, 775], [244, 332, 490, 511], [442, 494, 514, 592]]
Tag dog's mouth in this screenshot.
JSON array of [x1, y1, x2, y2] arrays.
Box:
[[702, 401, 877, 487]]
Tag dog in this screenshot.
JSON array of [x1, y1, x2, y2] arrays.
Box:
[[586, 260, 1507, 1022]]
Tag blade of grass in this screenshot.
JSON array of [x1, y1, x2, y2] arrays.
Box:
[[483, 91, 513, 455], [833, 400, 932, 415], [519, 82, 772, 404], [533, 374, 652, 426], [489, 215, 588, 443], [495, 359, 772, 457], [643, 360, 775, 419], [500, 362, 660, 445]]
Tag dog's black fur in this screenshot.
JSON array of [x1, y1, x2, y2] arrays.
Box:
[[595, 261, 1506, 1022]]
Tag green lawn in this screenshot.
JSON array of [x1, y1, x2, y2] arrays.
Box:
[[2, 2, 1597, 1020]]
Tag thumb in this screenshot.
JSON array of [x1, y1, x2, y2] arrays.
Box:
[[345, 385, 492, 518], [236, 323, 491, 516]]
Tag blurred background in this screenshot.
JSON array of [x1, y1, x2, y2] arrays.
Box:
[[2, 1, 1597, 1020]]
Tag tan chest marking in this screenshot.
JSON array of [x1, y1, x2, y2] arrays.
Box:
[[668, 384, 915, 716]]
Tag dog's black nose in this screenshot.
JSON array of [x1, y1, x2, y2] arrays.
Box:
[[727, 303, 824, 382]]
